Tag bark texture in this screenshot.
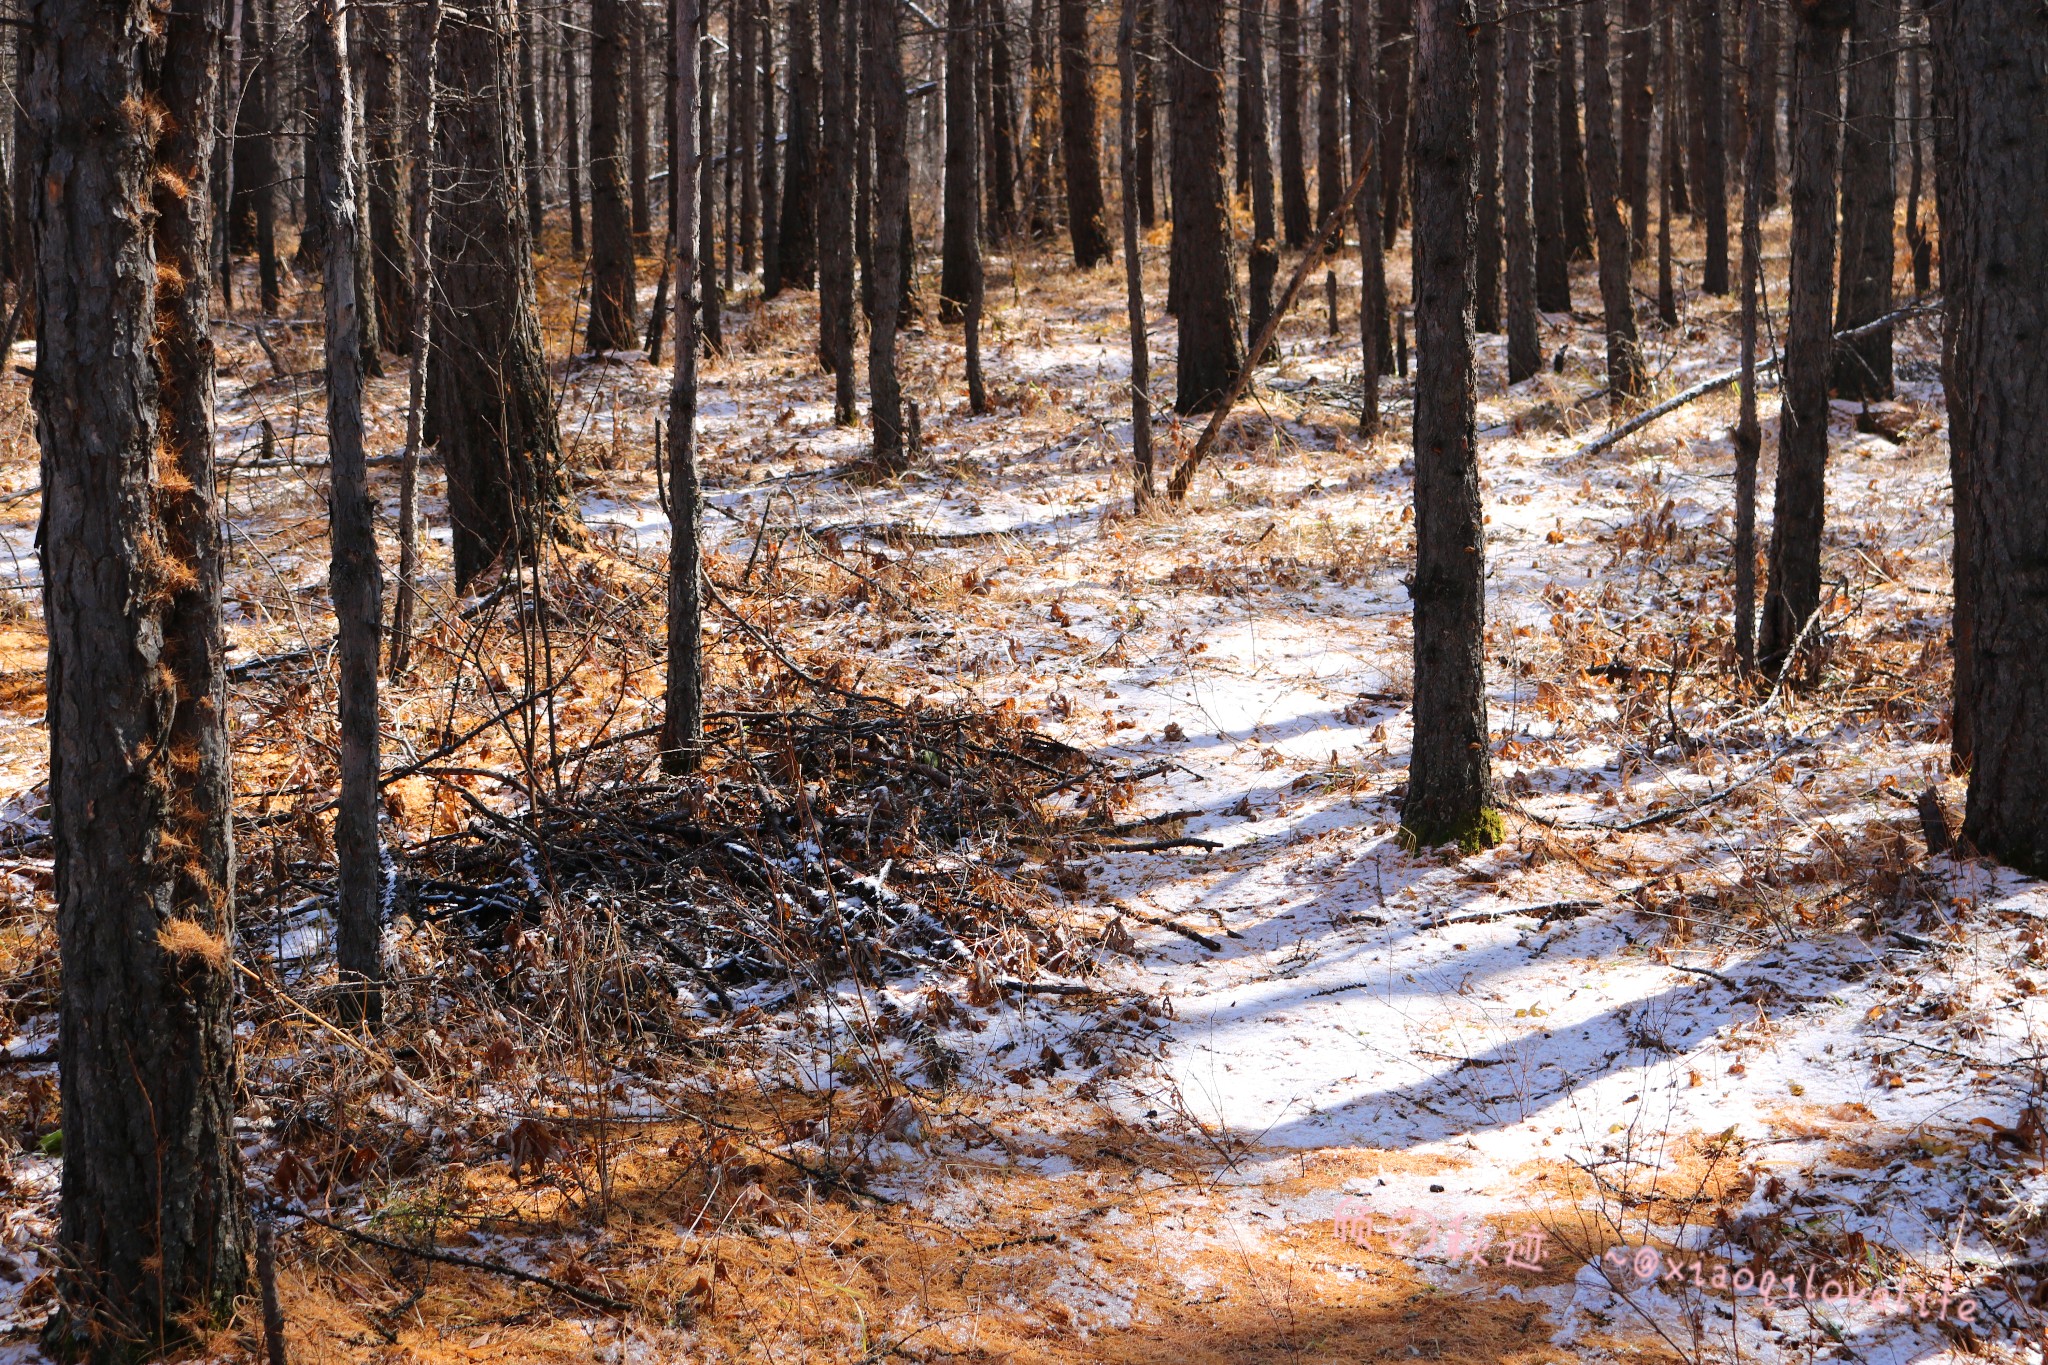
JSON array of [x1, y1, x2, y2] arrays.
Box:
[[1058, 0, 1111, 266], [1502, 0, 1541, 380], [31, 0, 249, 1346], [1403, 0, 1496, 851], [1473, 0, 1500, 333], [1531, 8, 1570, 311], [588, 0, 640, 349], [1695, 0, 1729, 293], [941, 0, 981, 322], [665, 0, 705, 770], [1832, 0, 1895, 398], [865, 0, 910, 468], [1279, 0, 1311, 246], [1169, 0, 1242, 413], [1581, 0, 1642, 401], [1929, 0, 2048, 859], [777, 0, 820, 286], [818, 0, 856, 421]]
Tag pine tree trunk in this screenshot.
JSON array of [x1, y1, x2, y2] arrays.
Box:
[[1733, 0, 1765, 674], [589, 0, 641, 349], [664, 0, 706, 772], [818, 0, 857, 420], [1903, 27, 1930, 295], [1133, 0, 1155, 226], [1350, 0, 1385, 436], [1376, 0, 1411, 235], [1315, 0, 1344, 228], [1554, 4, 1592, 260], [1119, 0, 1153, 503], [241, 0, 282, 314], [1756, 0, 1778, 206], [941, 0, 980, 321], [700, 19, 723, 346], [519, 0, 546, 236], [1502, 0, 1539, 379], [391, 0, 443, 677], [1169, 0, 1242, 413], [738, 0, 758, 270], [865, 0, 909, 468], [1621, 0, 1652, 258], [1473, 0, 1500, 334], [308, 0, 384, 1025], [1696, 0, 1729, 293], [1026, 0, 1056, 237], [1059, 0, 1111, 266], [1581, 0, 1641, 402], [1278, 0, 1311, 246], [1832, 0, 1895, 398], [989, 0, 1022, 236], [1759, 0, 1845, 675], [433, 0, 583, 587], [1531, 8, 1569, 310], [566, 4, 586, 254], [33, 0, 248, 1343], [779, 0, 819, 285], [1246, 0, 1278, 351], [363, 0, 412, 349], [1403, 0, 1496, 851], [1656, 1, 1677, 323], [1929, 0, 2048, 862], [633, 0, 655, 250], [759, 0, 780, 291]]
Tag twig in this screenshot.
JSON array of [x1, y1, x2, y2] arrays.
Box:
[[301, 1213, 634, 1314], [1075, 835, 1221, 853]]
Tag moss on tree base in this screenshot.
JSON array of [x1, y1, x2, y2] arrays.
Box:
[[1398, 806, 1505, 854]]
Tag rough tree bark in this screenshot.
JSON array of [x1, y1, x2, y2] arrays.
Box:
[[31, 0, 248, 1346], [988, 0, 1023, 236], [1025, 0, 1057, 238], [759, 0, 780, 292], [1376, 0, 1410, 235], [566, 3, 585, 255], [1832, 0, 1895, 398], [777, 0, 819, 286], [363, 0, 412, 347], [1554, 3, 1592, 260], [1581, 0, 1642, 402], [1733, 0, 1764, 673], [1473, 0, 1500, 333], [1903, 25, 1930, 294], [1403, 0, 1498, 851], [1058, 0, 1111, 266], [1169, 0, 1242, 413], [1315, 0, 1344, 228], [664, 0, 706, 772], [1696, 0, 1729, 293], [519, 0, 546, 236], [942, 0, 981, 323], [819, 0, 857, 420], [1621, 0, 1652, 258], [1502, 0, 1540, 380], [1133, 0, 1155, 226], [1246, 0, 1279, 354], [391, 0, 444, 676], [1279, 0, 1311, 246], [1119, 0, 1152, 504], [1531, 8, 1569, 311], [864, 0, 909, 468], [1929, 0, 2048, 864], [631, 0, 654, 250], [308, 0, 383, 1025], [738, 0, 758, 271], [432, 0, 582, 586], [699, 19, 722, 348], [1350, 0, 1386, 436], [1759, 0, 1846, 675], [589, 0, 640, 349], [1656, 1, 1677, 323]]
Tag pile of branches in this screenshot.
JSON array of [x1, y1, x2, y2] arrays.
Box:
[[397, 695, 1145, 1015]]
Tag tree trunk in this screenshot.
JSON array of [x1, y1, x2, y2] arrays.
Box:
[[778, 0, 819, 285], [1473, 0, 1500, 333], [1403, 0, 1497, 851], [589, 0, 640, 349], [1756, 0, 1778, 206], [1059, 0, 1111, 266], [818, 0, 857, 420], [1582, 0, 1641, 403], [1656, 0, 1677, 323], [433, 0, 583, 587], [1554, 3, 1592, 260], [738, 0, 758, 271], [700, 20, 724, 347], [759, 0, 781, 291], [664, 0, 706, 772], [988, 0, 1023, 236], [363, 0, 411, 348], [1119, 0, 1153, 504], [1350, 0, 1385, 436], [519, 0, 546, 237], [1759, 0, 1845, 675], [864, 0, 909, 468], [633, 0, 655, 250], [723, 1, 738, 294], [1502, 0, 1539, 379], [1315, 0, 1344, 229], [1696, 0, 1729, 293], [1621, 0, 1651, 258], [1246, 0, 1279, 352], [1531, 7, 1569, 310], [566, 4, 585, 255], [1733, 0, 1764, 674], [1169, 0, 1242, 413], [1025, 0, 1057, 240], [239, 0, 282, 314], [1133, 0, 1155, 226], [308, 0, 384, 1025], [1376, 0, 1411, 235], [1930, 0, 2048, 860], [391, 0, 444, 677], [1831, 0, 1895, 398], [1903, 26, 1930, 295], [1278, 0, 1311, 246], [941, 0, 980, 322], [32, 0, 248, 1343]]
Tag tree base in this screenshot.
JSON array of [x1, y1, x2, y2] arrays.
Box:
[[1398, 806, 1505, 854]]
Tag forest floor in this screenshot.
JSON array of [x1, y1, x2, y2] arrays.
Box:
[[0, 214, 2041, 1365]]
